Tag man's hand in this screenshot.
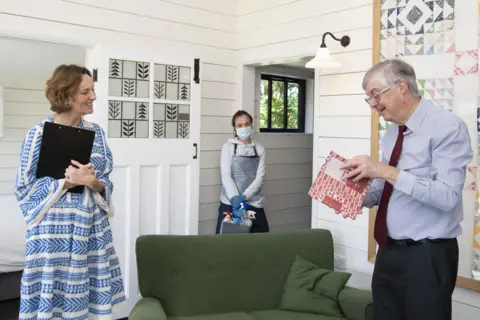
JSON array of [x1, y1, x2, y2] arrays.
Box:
[[340, 155, 384, 182], [340, 155, 400, 185]]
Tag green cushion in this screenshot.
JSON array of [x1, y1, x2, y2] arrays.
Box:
[[130, 298, 167, 320], [279, 255, 351, 317], [168, 312, 255, 320], [338, 287, 374, 320], [250, 310, 345, 320]]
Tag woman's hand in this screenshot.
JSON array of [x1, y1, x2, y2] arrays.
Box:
[[65, 160, 105, 193], [65, 160, 95, 187], [64, 179, 78, 190]]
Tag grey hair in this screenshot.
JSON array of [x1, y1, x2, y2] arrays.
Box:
[[362, 58, 419, 96]]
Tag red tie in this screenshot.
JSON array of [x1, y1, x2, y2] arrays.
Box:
[[374, 125, 407, 246]]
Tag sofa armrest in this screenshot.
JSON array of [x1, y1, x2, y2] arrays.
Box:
[[129, 297, 168, 320], [338, 287, 374, 320]]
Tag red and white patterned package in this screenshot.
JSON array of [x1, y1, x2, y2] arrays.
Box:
[[308, 151, 372, 220]]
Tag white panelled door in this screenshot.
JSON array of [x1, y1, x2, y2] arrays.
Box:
[[85, 45, 200, 319]]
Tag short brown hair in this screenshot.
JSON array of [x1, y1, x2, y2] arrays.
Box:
[[231, 110, 253, 127], [45, 64, 92, 113]]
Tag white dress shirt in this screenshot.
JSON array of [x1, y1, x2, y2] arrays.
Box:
[[363, 98, 473, 240]]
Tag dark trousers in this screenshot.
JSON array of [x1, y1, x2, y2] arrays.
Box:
[[372, 238, 458, 320], [215, 202, 269, 234]]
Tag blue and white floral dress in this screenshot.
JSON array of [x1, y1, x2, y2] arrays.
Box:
[[15, 117, 125, 320]]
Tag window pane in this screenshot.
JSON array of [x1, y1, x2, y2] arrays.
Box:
[[287, 83, 299, 129], [260, 79, 269, 129], [271, 81, 285, 129]]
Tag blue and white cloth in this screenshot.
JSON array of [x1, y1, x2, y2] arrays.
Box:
[[15, 117, 125, 320]]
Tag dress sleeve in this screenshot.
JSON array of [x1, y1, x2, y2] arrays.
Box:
[[15, 126, 66, 227], [92, 126, 115, 218]]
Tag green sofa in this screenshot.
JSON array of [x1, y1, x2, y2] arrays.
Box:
[[130, 229, 373, 320]]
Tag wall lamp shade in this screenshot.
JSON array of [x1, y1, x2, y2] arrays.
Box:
[[306, 32, 350, 69], [305, 47, 342, 68]]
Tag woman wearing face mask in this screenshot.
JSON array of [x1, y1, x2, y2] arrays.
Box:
[[216, 110, 269, 234]]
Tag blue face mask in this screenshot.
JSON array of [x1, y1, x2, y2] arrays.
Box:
[[236, 127, 253, 140]]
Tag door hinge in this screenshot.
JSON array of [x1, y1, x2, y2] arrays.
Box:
[[193, 58, 200, 84], [92, 68, 98, 82]]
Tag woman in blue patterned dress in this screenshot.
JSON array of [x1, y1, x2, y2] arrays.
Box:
[[15, 65, 125, 320]]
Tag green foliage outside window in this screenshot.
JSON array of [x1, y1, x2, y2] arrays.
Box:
[[260, 75, 305, 132]]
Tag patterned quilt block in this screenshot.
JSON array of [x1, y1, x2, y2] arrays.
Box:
[[380, 0, 456, 58]]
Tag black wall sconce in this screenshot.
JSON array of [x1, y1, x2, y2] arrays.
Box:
[[305, 32, 350, 69]]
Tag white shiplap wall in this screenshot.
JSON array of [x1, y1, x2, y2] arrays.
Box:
[[198, 62, 240, 234], [236, 0, 480, 318], [255, 133, 313, 232]]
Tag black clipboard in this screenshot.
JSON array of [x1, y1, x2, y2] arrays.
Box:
[[36, 121, 96, 193]]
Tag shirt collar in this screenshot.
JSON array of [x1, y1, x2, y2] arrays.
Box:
[[404, 97, 428, 133]]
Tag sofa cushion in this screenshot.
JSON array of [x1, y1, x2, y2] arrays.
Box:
[[250, 310, 345, 320], [279, 255, 351, 317], [168, 312, 255, 320]]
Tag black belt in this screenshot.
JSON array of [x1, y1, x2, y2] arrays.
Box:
[[387, 237, 456, 247]]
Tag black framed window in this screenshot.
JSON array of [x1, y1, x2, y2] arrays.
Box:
[[259, 74, 306, 133]]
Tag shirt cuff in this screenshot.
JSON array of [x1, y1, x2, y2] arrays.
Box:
[[394, 170, 415, 196]]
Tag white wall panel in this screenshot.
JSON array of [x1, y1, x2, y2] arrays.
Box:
[[317, 116, 371, 139], [318, 95, 371, 117]]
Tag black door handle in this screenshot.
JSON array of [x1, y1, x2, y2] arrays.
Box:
[[193, 143, 198, 159]]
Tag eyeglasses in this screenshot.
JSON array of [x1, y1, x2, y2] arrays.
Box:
[[365, 81, 399, 106]]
